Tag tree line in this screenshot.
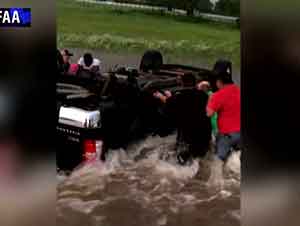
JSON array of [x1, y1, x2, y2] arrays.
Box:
[[112, 0, 240, 17]]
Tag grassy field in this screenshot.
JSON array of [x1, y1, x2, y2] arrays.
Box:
[[57, 0, 240, 66]]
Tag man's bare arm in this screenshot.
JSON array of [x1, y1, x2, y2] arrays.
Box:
[[206, 107, 215, 117], [153, 91, 168, 103]]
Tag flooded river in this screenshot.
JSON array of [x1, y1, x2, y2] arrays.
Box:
[[57, 134, 240, 226]]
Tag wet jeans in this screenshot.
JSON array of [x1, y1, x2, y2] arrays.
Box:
[[216, 132, 241, 161]]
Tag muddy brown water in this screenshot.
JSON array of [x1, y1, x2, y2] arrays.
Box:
[[57, 135, 240, 226], [67, 48, 241, 85]]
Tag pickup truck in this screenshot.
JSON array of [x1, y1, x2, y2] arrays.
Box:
[[56, 51, 228, 171]]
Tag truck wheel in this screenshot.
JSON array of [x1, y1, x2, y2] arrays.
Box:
[[140, 50, 163, 73], [213, 59, 232, 77]]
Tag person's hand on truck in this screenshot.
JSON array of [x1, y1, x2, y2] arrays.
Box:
[[153, 91, 171, 103], [196, 81, 210, 92], [164, 90, 172, 99]]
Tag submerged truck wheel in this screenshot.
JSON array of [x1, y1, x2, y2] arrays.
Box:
[[140, 50, 163, 73]]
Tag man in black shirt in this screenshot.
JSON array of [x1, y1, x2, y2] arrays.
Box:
[[153, 73, 212, 164]]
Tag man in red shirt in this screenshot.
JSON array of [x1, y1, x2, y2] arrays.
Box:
[[206, 72, 240, 162]]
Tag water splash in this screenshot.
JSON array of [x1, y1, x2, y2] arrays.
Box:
[[57, 134, 240, 226]]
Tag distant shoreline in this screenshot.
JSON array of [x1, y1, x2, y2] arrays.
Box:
[[58, 0, 240, 67]]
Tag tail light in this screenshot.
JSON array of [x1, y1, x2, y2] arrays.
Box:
[[83, 139, 103, 161]]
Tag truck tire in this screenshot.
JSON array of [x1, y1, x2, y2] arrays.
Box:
[[140, 50, 163, 73], [213, 59, 232, 78]]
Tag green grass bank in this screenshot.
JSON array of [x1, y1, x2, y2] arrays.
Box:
[[57, 0, 240, 66]]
